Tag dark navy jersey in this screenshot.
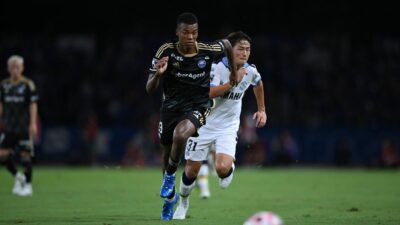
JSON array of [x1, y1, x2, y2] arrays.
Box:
[[0, 76, 38, 133], [149, 41, 225, 112]]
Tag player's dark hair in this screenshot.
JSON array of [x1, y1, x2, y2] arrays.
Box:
[[226, 31, 252, 47], [177, 12, 198, 26]]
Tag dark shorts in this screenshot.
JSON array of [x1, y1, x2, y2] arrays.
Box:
[[158, 108, 211, 145], [0, 132, 33, 153]]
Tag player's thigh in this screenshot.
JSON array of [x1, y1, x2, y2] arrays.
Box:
[[159, 112, 179, 146], [182, 108, 211, 134], [173, 119, 196, 142], [215, 133, 237, 160], [0, 149, 11, 158], [0, 132, 16, 157], [184, 135, 213, 162]]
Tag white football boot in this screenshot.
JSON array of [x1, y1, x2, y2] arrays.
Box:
[[12, 172, 26, 195], [173, 195, 189, 220], [173, 177, 195, 220], [19, 183, 33, 197]]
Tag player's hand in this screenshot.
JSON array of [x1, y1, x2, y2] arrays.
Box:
[[156, 56, 169, 75], [29, 122, 38, 140], [253, 111, 267, 128], [229, 74, 237, 86], [237, 67, 248, 83], [230, 67, 247, 86], [229, 67, 238, 86]]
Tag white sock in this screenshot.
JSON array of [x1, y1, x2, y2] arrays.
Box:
[[179, 176, 195, 197]]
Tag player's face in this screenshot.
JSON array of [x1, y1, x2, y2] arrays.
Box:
[[233, 40, 251, 66], [8, 61, 24, 78], [176, 23, 198, 48]]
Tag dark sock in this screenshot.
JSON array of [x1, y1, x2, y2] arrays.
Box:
[[21, 160, 32, 183], [220, 167, 233, 179], [167, 188, 176, 200], [166, 164, 177, 175], [166, 158, 179, 175], [182, 171, 196, 186], [2, 156, 17, 176]]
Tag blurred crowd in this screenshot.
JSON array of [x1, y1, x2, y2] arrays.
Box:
[[0, 33, 399, 167], [2, 34, 399, 128]]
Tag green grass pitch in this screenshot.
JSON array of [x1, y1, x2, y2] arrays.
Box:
[[0, 167, 399, 225]]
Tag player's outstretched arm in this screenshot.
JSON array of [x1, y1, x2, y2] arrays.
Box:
[[220, 39, 238, 86], [252, 81, 267, 128], [146, 56, 169, 94], [209, 67, 247, 98], [210, 83, 233, 98]]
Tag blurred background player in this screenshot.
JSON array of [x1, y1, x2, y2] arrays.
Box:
[[0, 55, 39, 196], [173, 31, 267, 219], [146, 12, 238, 220], [196, 145, 216, 199]]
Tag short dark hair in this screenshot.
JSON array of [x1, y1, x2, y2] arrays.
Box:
[[226, 31, 252, 47], [177, 12, 198, 26]]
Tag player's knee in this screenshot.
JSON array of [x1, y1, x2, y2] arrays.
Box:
[[0, 150, 10, 162], [185, 161, 201, 178], [20, 152, 31, 162], [185, 168, 199, 179], [215, 162, 231, 178]]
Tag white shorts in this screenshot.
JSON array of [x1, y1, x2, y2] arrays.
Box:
[[185, 132, 237, 161]]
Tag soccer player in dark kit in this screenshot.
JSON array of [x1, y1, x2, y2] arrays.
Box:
[[0, 55, 39, 197], [146, 12, 238, 220]]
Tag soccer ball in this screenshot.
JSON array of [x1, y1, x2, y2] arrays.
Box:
[[243, 211, 283, 225]]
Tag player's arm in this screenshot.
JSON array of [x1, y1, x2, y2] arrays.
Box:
[[210, 83, 233, 98], [220, 39, 239, 86], [29, 102, 38, 138], [27, 81, 39, 138], [146, 56, 169, 94], [210, 67, 247, 98], [252, 81, 267, 128]]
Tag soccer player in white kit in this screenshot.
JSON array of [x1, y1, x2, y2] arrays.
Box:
[[173, 31, 267, 219]]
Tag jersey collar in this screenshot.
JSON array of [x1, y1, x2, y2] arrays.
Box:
[[176, 42, 199, 57]]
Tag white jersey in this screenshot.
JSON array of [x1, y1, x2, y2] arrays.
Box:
[[199, 57, 261, 135]]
